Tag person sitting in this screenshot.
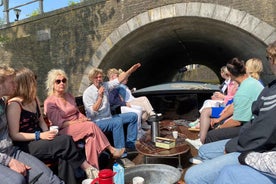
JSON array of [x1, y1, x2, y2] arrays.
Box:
[[204, 57, 265, 143], [184, 41, 276, 184], [107, 68, 148, 139], [245, 58, 264, 85], [117, 69, 156, 122], [82, 63, 140, 155], [44, 69, 125, 175], [188, 66, 238, 129], [214, 151, 276, 184], [186, 58, 264, 149], [0, 65, 64, 184], [7, 67, 98, 183]]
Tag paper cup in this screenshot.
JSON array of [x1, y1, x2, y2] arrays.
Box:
[[132, 176, 145, 184], [49, 126, 59, 134], [82, 179, 92, 184], [172, 131, 178, 139]]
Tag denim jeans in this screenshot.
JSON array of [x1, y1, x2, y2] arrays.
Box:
[[95, 112, 137, 149], [185, 152, 240, 184], [214, 165, 276, 184], [198, 139, 230, 160]]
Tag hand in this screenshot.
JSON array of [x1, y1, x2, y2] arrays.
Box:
[[79, 116, 88, 122], [8, 158, 31, 176], [98, 86, 105, 97], [129, 63, 141, 73], [210, 118, 220, 128], [40, 131, 57, 140]]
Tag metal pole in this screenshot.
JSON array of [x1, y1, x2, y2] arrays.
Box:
[[3, 0, 9, 24], [39, 0, 43, 14]]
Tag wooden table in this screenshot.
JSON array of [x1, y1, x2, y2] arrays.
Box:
[[135, 120, 190, 169]]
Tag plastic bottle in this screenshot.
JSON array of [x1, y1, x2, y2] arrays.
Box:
[[113, 162, 124, 184]]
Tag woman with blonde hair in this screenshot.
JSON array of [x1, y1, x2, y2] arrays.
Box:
[[44, 69, 125, 177], [245, 58, 263, 84], [7, 67, 100, 183]]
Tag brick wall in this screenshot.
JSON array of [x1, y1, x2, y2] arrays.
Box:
[[0, 0, 275, 101]]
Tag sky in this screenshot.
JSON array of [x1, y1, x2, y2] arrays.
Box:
[[0, 0, 81, 23]]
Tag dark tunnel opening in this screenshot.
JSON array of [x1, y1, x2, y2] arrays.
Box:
[[99, 16, 273, 89]]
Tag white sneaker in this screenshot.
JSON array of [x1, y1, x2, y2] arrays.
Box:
[[188, 119, 199, 127], [185, 138, 202, 150], [189, 156, 203, 164]]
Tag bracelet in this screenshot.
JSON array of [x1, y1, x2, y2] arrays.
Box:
[[35, 131, 40, 141]]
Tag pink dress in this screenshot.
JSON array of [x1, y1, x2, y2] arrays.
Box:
[[44, 93, 110, 168]]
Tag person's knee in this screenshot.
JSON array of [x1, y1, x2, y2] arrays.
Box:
[[129, 112, 138, 122], [10, 175, 26, 184], [184, 167, 198, 184], [201, 108, 212, 115], [112, 119, 123, 128]]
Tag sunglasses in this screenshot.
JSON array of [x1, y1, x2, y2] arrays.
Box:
[[55, 78, 67, 84]]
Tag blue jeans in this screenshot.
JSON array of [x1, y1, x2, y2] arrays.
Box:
[[185, 152, 240, 184], [198, 139, 230, 160], [214, 165, 276, 184], [95, 112, 137, 149]]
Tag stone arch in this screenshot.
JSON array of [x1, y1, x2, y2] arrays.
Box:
[[79, 2, 276, 93]]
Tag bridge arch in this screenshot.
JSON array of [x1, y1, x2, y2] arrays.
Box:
[[79, 2, 276, 93]]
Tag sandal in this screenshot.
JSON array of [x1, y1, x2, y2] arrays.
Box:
[[85, 166, 99, 179], [112, 148, 125, 159]]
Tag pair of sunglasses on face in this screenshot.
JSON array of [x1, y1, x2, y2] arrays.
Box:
[[55, 78, 67, 84]]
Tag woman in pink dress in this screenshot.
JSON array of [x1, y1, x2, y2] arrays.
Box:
[[44, 69, 124, 172]]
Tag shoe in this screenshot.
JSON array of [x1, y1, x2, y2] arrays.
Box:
[[189, 156, 203, 164], [141, 122, 151, 130], [111, 148, 125, 159], [85, 166, 99, 179], [116, 158, 135, 168], [188, 119, 199, 127], [185, 138, 202, 150]]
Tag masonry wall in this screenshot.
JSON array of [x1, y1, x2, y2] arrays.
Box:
[[0, 0, 275, 101]]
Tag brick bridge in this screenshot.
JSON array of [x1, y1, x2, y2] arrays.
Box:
[[0, 0, 275, 101]]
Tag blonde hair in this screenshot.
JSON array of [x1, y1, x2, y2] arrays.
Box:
[[0, 65, 15, 84], [88, 67, 104, 82], [107, 68, 119, 79], [46, 69, 68, 96], [10, 68, 37, 104], [245, 58, 263, 80]]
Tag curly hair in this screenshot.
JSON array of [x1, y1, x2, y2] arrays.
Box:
[[88, 67, 104, 82], [266, 41, 276, 64], [45, 69, 68, 96]]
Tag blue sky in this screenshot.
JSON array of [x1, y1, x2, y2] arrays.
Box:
[[0, 0, 81, 22]]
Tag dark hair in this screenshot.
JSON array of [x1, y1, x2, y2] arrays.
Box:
[[226, 57, 246, 77]]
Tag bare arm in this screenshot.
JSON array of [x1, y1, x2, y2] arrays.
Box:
[[7, 102, 57, 141], [92, 86, 104, 112], [118, 63, 141, 83]]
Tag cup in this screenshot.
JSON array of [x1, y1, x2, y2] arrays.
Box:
[[49, 126, 59, 134], [132, 176, 145, 184], [172, 131, 178, 139], [82, 178, 92, 184]]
